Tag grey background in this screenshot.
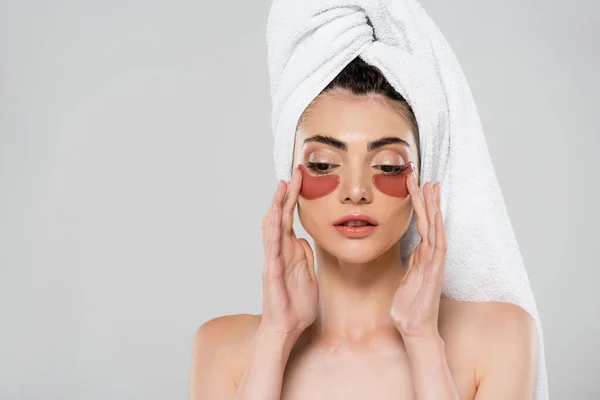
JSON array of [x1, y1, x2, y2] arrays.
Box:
[[0, 0, 597, 398]]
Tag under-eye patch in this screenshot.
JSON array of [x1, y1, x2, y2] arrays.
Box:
[[372, 161, 415, 198], [298, 163, 340, 199], [298, 161, 415, 199]]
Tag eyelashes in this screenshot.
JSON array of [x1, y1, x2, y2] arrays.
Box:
[[305, 162, 332, 175], [377, 164, 408, 175], [305, 162, 407, 176]]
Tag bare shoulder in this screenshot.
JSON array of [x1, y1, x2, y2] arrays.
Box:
[[440, 298, 536, 328], [193, 313, 261, 346], [192, 313, 262, 367], [440, 298, 537, 348], [439, 298, 538, 390], [189, 313, 262, 396]]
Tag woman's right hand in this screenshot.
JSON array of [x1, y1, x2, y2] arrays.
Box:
[[260, 165, 319, 339]]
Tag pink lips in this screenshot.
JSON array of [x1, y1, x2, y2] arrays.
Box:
[[332, 213, 378, 226], [333, 225, 378, 238], [333, 213, 378, 238]]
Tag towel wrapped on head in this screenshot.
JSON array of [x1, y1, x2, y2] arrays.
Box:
[[266, 0, 548, 397]]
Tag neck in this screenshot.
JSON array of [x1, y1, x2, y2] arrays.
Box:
[[307, 242, 406, 344]]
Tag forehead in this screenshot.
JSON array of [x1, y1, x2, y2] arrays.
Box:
[[295, 90, 415, 148]]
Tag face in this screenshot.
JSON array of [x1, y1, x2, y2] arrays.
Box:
[[292, 89, 420, 264]]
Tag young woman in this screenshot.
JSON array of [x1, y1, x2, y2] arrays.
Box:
[[189, 57, 537, 400]]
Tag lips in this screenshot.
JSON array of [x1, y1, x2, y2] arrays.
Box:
[[332, 213, 378, 226], [333, 223, 378, 238]]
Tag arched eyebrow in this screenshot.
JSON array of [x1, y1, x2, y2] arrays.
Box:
[[367, 136, 410, 151], [303, 134, 410, 151]]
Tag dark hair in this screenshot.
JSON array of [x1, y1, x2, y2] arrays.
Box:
[[299, 56, 421, 171]]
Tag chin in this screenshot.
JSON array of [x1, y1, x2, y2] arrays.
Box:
[[333, 246, 384, 264]]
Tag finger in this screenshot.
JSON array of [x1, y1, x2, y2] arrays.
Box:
[[434, 182, 441, 211], [407, 172, 429, 245], [440, 207, 447, 250], [280, 179, 293, 238], [422, 216, 445, 301], [424, 182, 437, 248], [262, 202, 276, 252], [262, 181, 281, 242], [269, 180, 286, 214], [281, 166, 302, 236], [263, 181, 286, 251], [298, 238, 316, 281], [405, 250, 416, 275], [431, 211, 447, 277], [266, 204, 283, 265], [262, 189, 275, 238], [263, 206, 275, 254]]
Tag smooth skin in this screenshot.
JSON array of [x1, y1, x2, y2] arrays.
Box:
[[189, 90, 538, 400]]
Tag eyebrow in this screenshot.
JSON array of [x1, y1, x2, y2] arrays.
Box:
[[303, 134, 410, 151]]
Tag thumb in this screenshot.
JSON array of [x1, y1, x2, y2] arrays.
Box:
[[404, 250, 416, 279], [297, 238, 316, 281]]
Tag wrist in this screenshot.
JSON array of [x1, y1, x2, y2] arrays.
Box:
[[403, 332, 445, 360], [402, 333, 460, 399], [256, 324, 301, 350]]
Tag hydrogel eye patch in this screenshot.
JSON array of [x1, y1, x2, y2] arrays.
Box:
[[298, 161, 415, 199]]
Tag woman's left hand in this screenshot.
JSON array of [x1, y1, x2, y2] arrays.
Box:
[[390, 172, 447, 340]]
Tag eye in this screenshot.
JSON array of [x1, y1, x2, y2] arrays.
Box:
[[375, 164, 407, 175], [306, 162, 337, 175]]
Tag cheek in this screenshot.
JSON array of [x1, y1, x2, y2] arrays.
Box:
[[298, 164, 340, 200], [378, 199, 414, 240], [298, 200, 330, 239], [372, 161, 415, 198]]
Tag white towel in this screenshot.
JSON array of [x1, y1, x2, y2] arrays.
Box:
[[266, 0, 548, 398]]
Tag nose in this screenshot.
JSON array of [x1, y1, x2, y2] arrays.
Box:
[[339, 165, 373, 205]]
